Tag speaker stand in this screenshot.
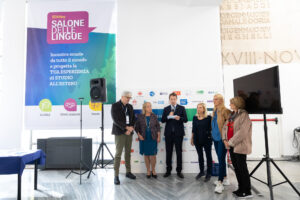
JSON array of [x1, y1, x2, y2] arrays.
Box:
[[87, 104, 114, 178], [66, 97, 94, 184]]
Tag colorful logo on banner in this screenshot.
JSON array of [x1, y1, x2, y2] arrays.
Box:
[[132, 99, 137, 106], [158, 100, 164, 105], [196, 90, 204, 94], [149, 91, 155, 97], [173, 91, 181, 96], [89, 101, 102, 111], [208, 91, 217, 94], [180, 99, 188, 105], [47, 11, 96, 44], [160, 92, 168, 95], [64, 98, 77, 111], [39, 99, 52, 112]]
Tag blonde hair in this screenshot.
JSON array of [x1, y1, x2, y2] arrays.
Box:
[[196, 103, 208, 118], [230, 96, 245, 110], [213, 94, 226, 116], [142, 102, 152, 115]]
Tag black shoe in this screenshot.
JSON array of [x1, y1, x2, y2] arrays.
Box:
[[204, 174, 211, 182], [152, 173, 157, 179], [195, 172, 205, 180], [235, 191, 253, 198], [114, 176, 120, 185], [177, 172, 184, 179], [146, 171, 151, 178], [233, 189, 241, 196], [163, 172, 171, 178], [126, 172, 136, 179]]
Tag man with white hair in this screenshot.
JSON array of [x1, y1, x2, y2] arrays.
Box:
[[111, 91, 136, 185]]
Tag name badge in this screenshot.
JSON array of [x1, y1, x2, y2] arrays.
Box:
[[126, 115, 130, 124]]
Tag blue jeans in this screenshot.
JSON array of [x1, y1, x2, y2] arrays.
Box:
[[214, 140, 227, 182]]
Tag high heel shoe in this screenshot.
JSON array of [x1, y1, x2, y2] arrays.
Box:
[[146, 172, 151, 178], [152, 172, 157, 179]]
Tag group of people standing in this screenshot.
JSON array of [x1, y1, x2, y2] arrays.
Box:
[[111, 91, 253, 198]]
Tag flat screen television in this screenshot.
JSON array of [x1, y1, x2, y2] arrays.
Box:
[[233, 66, 283, 114]]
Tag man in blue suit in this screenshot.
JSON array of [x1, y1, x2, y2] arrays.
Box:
[[161, 92, 188, 178]]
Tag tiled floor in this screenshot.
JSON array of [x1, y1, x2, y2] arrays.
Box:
[[0, 161, 300, 200]]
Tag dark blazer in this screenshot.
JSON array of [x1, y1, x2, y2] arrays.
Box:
[[135, 113, 161, 140], [161, 104, 188, 137], [111, 100, 135, 135]]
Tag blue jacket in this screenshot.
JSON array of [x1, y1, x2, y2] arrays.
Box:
[[212, 112, 221, 141]]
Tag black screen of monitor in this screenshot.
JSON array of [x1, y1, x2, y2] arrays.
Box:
[[233, 66, 283, 114]]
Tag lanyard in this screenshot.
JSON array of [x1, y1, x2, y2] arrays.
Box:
[[122, 104, 128, 116], [122, 103, 130, 124]]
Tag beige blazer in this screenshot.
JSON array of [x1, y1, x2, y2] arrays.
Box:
[[222, 109, 252, 155]]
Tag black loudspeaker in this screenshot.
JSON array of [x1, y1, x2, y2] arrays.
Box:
[[90, 78, 107, 103], [37, 137, 92, 169]]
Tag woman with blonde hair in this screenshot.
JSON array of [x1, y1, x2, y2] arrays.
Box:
[[191, 103, 212, 182], [135, 102, 161, 178], [212, 94, 231, 194], [222, 96, 252, 198]]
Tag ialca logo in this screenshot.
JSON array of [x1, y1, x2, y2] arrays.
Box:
[[64, 98, 77, 111], [137, 91, 143, 96], [47, 11, 96, 44], [149, 91, 155, 97], [39, 99, 52, 112], [180, 99, 188, 105]]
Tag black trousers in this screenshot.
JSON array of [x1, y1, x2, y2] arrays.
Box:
[[195, 142, 212, 175], [229, 148, 251, 193], [165, 134, 183, 173]]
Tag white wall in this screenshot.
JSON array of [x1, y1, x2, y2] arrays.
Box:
[[0, 0, 26, 149], [117, 0, 223, 93], [279, 64, 300, 156]]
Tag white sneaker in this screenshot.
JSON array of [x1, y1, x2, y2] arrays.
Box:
[[214, 180, 219, 186], [214, 179, 230, 186], [214, 181, 224, 194], [223, 178, 230, 186]]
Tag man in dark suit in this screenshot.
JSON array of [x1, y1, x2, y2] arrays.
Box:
[[161, 92, 188, 178], [111, 91, 136, 185]]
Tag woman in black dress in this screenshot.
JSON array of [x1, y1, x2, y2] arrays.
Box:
[[191, 103, 212, 182]]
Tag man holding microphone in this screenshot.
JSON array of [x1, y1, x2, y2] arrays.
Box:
[[161, 92, 188, 178]]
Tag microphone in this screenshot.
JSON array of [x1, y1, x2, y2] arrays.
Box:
[[171, 107, 175, 112]]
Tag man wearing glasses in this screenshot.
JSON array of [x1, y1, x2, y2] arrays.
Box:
[[111, 91, 136, 185]]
